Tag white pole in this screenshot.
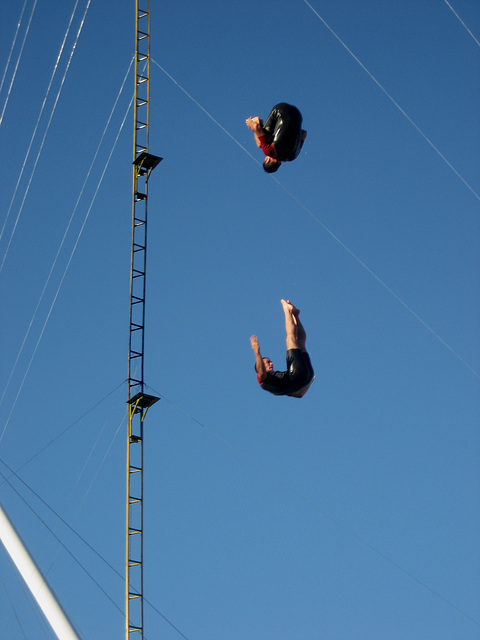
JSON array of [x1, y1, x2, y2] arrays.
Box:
[[0, 502, 80, 640]]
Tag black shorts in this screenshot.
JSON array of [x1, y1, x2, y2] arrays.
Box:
[[260, 349, 314, 396], [286, 349, 314, 387]]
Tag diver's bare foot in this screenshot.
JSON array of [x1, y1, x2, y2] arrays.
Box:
[[282, 299, 300, 316]]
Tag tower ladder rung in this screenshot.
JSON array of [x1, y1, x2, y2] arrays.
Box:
[[130, 325, 143, 333], [129, 560, 141, 568], [129, 527, 142, 535]]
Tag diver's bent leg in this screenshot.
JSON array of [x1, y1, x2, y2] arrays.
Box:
[[295, 317, 307, 351], [281, 299, 300, 350]]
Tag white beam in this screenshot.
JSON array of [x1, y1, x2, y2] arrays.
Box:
[[0, 502, 80, 640]]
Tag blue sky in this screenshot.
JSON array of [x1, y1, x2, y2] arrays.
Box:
[[0, 1, 479, 638]]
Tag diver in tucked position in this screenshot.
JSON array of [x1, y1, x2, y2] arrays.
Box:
[[246, 103, 307, 173], [250, 299, 314, 398]]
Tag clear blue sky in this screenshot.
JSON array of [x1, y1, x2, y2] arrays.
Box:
[[1, 1, 479, 638]]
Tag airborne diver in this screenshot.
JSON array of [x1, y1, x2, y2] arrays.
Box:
[[246, 102, 307, 173], [250, 300, 315, 398]]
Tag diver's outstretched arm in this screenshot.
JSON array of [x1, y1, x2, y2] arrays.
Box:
[[246, 116, 267, 148], [250, 335, 267, 381]]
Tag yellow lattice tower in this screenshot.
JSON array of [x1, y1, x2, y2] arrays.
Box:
[[126, 2, 162, 637]]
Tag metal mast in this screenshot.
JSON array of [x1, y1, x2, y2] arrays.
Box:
[[126, 1, 161, 637]]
